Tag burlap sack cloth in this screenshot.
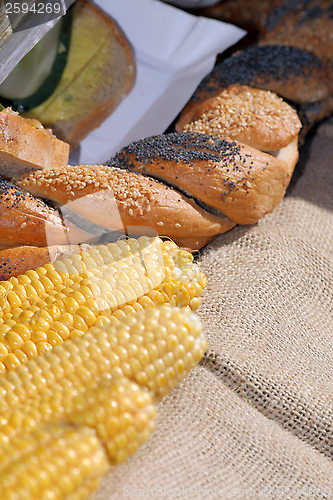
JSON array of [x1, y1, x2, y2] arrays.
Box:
[[93, 122, 333, 499]]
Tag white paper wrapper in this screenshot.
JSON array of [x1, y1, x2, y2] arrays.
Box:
[[69, 0, 245, 166]]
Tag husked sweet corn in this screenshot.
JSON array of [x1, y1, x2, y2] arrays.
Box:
[[0, 374, 156, 466], [0, 305, 207, 500], [0, 425, 109, 500], [0, 306, 206, 413], [0, 237, 206, 375]]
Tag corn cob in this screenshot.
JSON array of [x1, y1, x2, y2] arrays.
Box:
[[0, 373, 156, 465], [0, 305, 206, 500], [0, 306, 206, 413], [0, 425, 109, 500], [0, 237, 206, 375]]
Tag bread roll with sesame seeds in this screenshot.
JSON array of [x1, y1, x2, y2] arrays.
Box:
[[12, 164, 234, 248], [182, 84, 302, 153], [108, 133, 296, 226], [176, 45, 333, 132], [0, 177, 94, 247]]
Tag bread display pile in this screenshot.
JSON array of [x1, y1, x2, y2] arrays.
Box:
[[0, 74, 303, 276], [4, 119, 300, 274], [2, 0, 331, 281], [0, 6, 329, 318], [2, 0, 333, 279], [3, 3, 330, 280]]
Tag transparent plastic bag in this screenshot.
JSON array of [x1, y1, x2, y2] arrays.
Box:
[[0, 0, 74, 84]]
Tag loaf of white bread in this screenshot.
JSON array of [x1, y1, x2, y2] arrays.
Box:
[[0, 108, 69, 178]]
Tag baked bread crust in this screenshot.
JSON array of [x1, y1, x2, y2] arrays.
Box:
[[182, 84, 302, 152], [260, 0, 333, 62], [172, 235, 218, 252], [0, 109, 69, 178], [108, 133, 297, 226], [274, 137, 299, 168], [195, 0, 270, 32], [12, 163, 234, 240], [297, 96, 333, 140], [176, 45, 332, 131], [0, 177, 92, 247]]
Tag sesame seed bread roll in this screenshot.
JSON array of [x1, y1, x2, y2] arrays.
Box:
[[0, 177, 93, 247], [0, 243, 93, 280], [110, 133, 296, 226], [182, 84, 302, 153], [176, 45, 332, 132], [12, 164, 234, 245]]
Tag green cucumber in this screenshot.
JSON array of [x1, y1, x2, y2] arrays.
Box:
[[0, 9, 72, 112]]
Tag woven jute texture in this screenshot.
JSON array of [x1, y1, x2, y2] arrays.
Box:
[[93, 123, 333, 499]]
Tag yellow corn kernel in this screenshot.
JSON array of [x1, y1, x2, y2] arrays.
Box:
[[0, 324, 11, 335], [47, 331, 64, 347], [37, 342, 53, 356], [28, 317, 51, 333], [27, 304, 40, 314], [0, 338, 11, 352], [73, 315, 89, 333], [21, 341, 38, 360], [112, 309, 127, 321], [3, 318, 15, 328], [70, 329, 85, 340], [0, 343, 8, 360], [6, 292, 22, 309], [75, 306, 96, 328], [3, 352, 20, 371], [5, 331, 24, 351], [31, 331, 48, 344], [11, 324, 31, 342], [12, 349, 28, 365]]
